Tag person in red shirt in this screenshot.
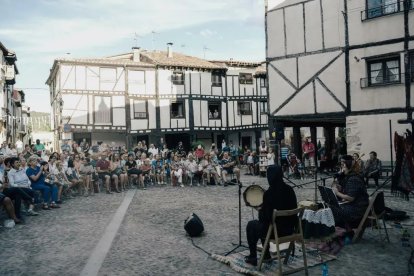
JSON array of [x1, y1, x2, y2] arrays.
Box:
[[302, 136, 315, 169], [194, 145, 205, 161], [96, 152, 116, 194]]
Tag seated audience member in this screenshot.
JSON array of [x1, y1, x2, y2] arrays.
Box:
[[184, 154, 199, 186], [202, 153, 220, 185], [108, 154, 121, 193], [171, 155, 184, 187], [152, 154, 165, 185], [125, 153, 141, 186], [331, 155, 369, 228], [96, 152, 113, 194], [139, 158, 152, 189], [66, 159, 85, 195], [352, 153, 364, 176], [79, 157, 95, 196], [0, 191, 22, 224], [245, 165, 297, 266], [26, 155, 60, 210], [55, 161, 73, 197], [7, 157, 39, 216], [220, 152, 240, 185], [363, 151, 382, 187]]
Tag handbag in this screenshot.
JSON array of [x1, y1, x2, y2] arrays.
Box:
[[301, 204, 336, 240]]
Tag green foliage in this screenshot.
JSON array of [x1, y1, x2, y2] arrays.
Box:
[[191, 140, 205, 150]]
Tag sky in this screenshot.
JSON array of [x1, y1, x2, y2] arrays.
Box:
[[0, 0, 284, 112]]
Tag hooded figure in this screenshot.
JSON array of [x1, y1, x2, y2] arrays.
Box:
[[245, 165, 297, 266]]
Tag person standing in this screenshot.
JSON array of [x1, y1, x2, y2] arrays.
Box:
[[15, 139, 23, 154], [302, 136, 315, 169], [34, 139, 45, 156]]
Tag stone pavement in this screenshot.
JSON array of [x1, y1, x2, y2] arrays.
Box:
[[0, 173, 413, 275]]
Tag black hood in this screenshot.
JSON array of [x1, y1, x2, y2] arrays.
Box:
[[266, 165, 284, 187]]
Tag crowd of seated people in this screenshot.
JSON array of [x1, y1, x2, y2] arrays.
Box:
[[0, 139, 261, 225]]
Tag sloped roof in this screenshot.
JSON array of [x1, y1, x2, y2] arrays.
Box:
[[45, 57, 154, 85], [210, 60, 264, 68], [269, 0, 307, 11], [53, 57, 153, 67], [254, 65, 267, 76], [140, 51, 225, 69]]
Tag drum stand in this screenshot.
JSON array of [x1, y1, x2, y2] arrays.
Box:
[[225, 181, 248, 256]]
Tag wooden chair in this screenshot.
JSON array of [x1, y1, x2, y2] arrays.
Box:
[[258, 208, 309, 275], [352, 191, 390, 243]]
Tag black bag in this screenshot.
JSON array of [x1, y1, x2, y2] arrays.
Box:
[[184, 213, 204, 237]]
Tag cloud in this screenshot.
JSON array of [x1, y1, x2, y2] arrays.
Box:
[[1, 0, 267, 111], [200, 29, 218, 38], [1, 0, 265, 55]]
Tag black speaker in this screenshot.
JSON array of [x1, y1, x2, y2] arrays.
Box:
[[184, 213, 204, 237]]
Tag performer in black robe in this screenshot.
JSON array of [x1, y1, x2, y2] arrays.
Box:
[[245, 165, 297, 266]]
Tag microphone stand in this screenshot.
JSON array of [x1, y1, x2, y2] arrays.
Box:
[[225, 180, 248, 256]]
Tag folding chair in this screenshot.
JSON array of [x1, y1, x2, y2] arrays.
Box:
[[258, 208, 309, 275], [352, 191, 390, 243]]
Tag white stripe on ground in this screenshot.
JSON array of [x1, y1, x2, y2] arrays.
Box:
[[80, 189, 136, 276]]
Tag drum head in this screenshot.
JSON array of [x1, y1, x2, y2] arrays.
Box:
[[243, 185, 265, 208]]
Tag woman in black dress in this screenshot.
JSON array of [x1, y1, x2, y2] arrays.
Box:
[[331, 155, 369, 228]]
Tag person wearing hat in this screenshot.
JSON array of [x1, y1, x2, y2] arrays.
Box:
[[331, 155, 369, 228]]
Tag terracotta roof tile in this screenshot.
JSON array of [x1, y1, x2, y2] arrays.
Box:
[[140, 51, 225, 69]]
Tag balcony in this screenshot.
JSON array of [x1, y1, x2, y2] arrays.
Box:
[[359, 73, 414, 88], [361, 1, 413, 21]]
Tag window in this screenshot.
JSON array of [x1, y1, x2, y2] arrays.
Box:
[[95, 96, 111, 124], [133, 100, 147, 119], [211, 71, 222, 87], [171, 101, 185, 118], [366, 0, 400, 19], [259, 77, 267, 87], [367, 57, 400, 86], [237, 102, 252, 115], [172, 71, 184, 85], [208, 102, 221, 119], [239, 73, 253, 85], [260, 101, 268, 114]]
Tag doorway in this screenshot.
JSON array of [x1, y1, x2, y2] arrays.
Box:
[[73, 133, 92, 146], [165, 133, 191, 152], [241, 136, 251, 150]]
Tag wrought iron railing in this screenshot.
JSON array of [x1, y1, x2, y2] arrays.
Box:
[[361, 1, 412, 21], [360, 73, 405, 88]]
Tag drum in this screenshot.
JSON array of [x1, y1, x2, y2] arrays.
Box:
[[243, 185, 265, 208]]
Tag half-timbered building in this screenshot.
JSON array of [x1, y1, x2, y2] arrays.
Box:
[[266, 0, 414, 161], [46, 46, 268, 152]]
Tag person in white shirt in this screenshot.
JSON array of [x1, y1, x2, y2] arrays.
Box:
[[15, 139, 24, 154], [7, 157, 39, 216], [148, 144, 159, 157], [185, 154, 199, 186]]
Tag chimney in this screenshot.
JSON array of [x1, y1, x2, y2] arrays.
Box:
[[167, 42, 173, 58], [132, 47, 141, 62]]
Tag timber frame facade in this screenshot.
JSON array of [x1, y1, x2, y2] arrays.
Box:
[[266, 0, 414, 160], [46, 48, 268, 152]]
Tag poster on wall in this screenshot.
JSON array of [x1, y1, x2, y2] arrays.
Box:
[[346, 117, 362, 153]]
